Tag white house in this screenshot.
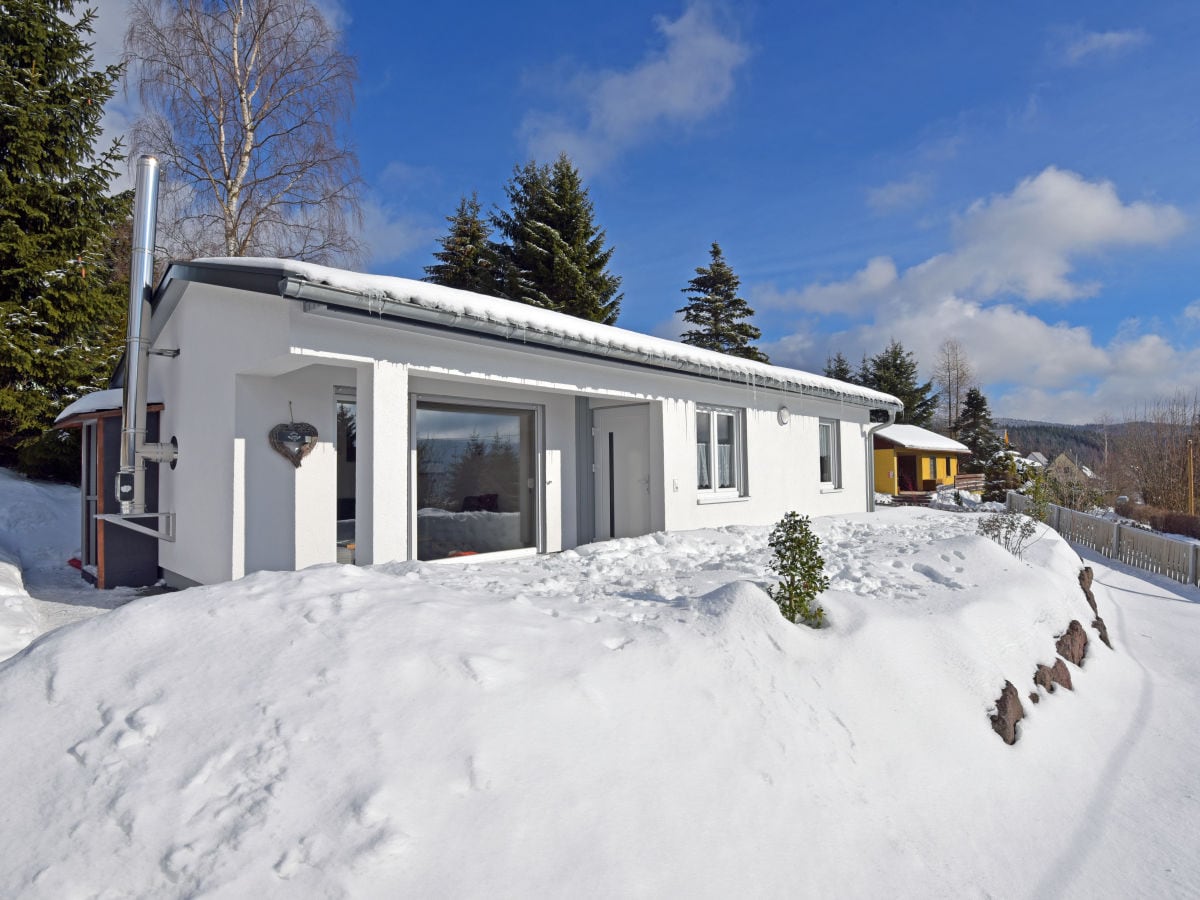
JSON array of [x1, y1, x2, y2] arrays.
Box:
[[55, 154, 901, 589], [59, 255, 902, 588]]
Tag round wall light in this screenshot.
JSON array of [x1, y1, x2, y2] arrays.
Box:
[[777, 406, 791, 426]]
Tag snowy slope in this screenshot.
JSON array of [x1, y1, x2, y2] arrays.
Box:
[[4, 492, 1195, 898], [0, 468, 80, 659]]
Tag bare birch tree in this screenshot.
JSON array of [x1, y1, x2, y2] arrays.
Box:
[[933, 339, 975, 436], [125, 0, 362, 263]]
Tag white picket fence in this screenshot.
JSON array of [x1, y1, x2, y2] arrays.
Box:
[[1006, 492, 1200, 588]]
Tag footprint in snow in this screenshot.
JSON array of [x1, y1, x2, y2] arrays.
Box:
[[912, 563, 964, 589]]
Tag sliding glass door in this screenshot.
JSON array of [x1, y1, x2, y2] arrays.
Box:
[[414, 400, 537, 561]]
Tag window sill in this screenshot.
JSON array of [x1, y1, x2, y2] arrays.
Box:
[[423, 546, 539, 565], [819, 486, 843, 494], [697, 493, 749, 505]]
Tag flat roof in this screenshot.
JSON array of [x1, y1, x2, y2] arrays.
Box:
[[158, 257, 904, 413]]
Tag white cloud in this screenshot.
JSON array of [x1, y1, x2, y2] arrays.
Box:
[[379, 160, 438, 188], [866, 175, 933, 214], [757, 169, 1193, 424], [760, 167, 1185, 314], [360, 199, 437, 268], [313, 0, 350, 31], [996, 338, 1200, 423], [764, 295, 1200, 424], [918, 131, 965, 163], [650, 310, 687, 342], [1061, 29, 1149, 66], [1183, 300, 1200, 324], [521, 2, 750, 170], [78, 0, 139, 189], [758, 257, 898, 316]]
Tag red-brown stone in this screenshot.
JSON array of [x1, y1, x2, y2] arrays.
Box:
[[1078, 567, 1099, 616], [1034, 658, 1074, 693], [1056, 620, 1088, 667], [990, 681, 1024, 745]]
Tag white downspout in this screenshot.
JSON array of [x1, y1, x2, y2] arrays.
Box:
[[865, 409, 895, 512]]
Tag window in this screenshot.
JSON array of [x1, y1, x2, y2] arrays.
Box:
[[819, 419, 841, 487], [414, 400, 538, 561], [928, 457, 937, 479], [696, 407, 743, 496]]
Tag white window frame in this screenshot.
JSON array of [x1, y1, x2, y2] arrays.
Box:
[[696, 406, 746, 501], [819, 418, 841, 488]]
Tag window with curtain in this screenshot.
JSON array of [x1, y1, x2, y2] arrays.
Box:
[[696, 407, 743, 497], [819, 419, 841, 487]]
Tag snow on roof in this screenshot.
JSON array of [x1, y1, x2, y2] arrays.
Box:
[[186, 257, 903, 410], [54, 388, 164, 423], [876, 424, 970, 453]]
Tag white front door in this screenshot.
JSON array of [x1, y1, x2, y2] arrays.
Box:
[[593, 405, 651, 540]]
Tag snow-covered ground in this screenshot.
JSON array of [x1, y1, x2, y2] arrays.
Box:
[[0, 469, 138, 659], [0, 469, 1198, 897]]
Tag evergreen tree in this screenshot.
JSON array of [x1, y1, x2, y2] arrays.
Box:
[[424, 193, 501, 296], [0, 0, 129, 478], [823, 352, 857, 383], [678, 242, 768, 362], [955, 387, 1001, 473], [492, 154, 622, 324], [855, 354, 874, 387], [861, 340, 938, 427]]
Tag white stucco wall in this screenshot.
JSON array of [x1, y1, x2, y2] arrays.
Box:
[[153, 283, 295, 585], [237, 364, 352, 575], [354, 360, 408, 565], [657, 385, 871, 534]]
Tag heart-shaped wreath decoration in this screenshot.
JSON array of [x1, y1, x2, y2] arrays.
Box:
[[269, 422, 318, 468]]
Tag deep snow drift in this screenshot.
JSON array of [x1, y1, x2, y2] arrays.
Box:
[[0, 468, 80, 658], [1, 476, 1199, 897]]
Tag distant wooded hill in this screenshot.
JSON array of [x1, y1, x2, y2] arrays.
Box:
[[993, 420, 1114, 472]]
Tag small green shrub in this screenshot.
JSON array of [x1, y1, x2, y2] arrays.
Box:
[[977, 510, 1038, 558], [766, 512, 829, 628]]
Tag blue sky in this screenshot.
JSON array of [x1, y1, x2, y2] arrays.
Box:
[[93, 1, 1200, 423]]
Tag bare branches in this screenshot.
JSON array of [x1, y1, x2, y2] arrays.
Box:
[[1113, 392, 1200, 512], [125, 0, 362, 264], [933, 339, 976, 436]]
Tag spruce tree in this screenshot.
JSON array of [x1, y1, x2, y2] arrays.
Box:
[[855, 354, 873, 387], [492, 154, 622, 324], [0, 0, 129, 478], [861, 340, 938, 427], [955, 387, 1001, 473], [823, 352, 856, 383], [424, 193, 501, 296], [678, 242, 768, 362]]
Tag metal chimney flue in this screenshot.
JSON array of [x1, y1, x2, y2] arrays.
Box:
[[117, 155, 169, 515]]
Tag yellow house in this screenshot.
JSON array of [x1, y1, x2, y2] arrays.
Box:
[[873, 424, 970, 495]]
